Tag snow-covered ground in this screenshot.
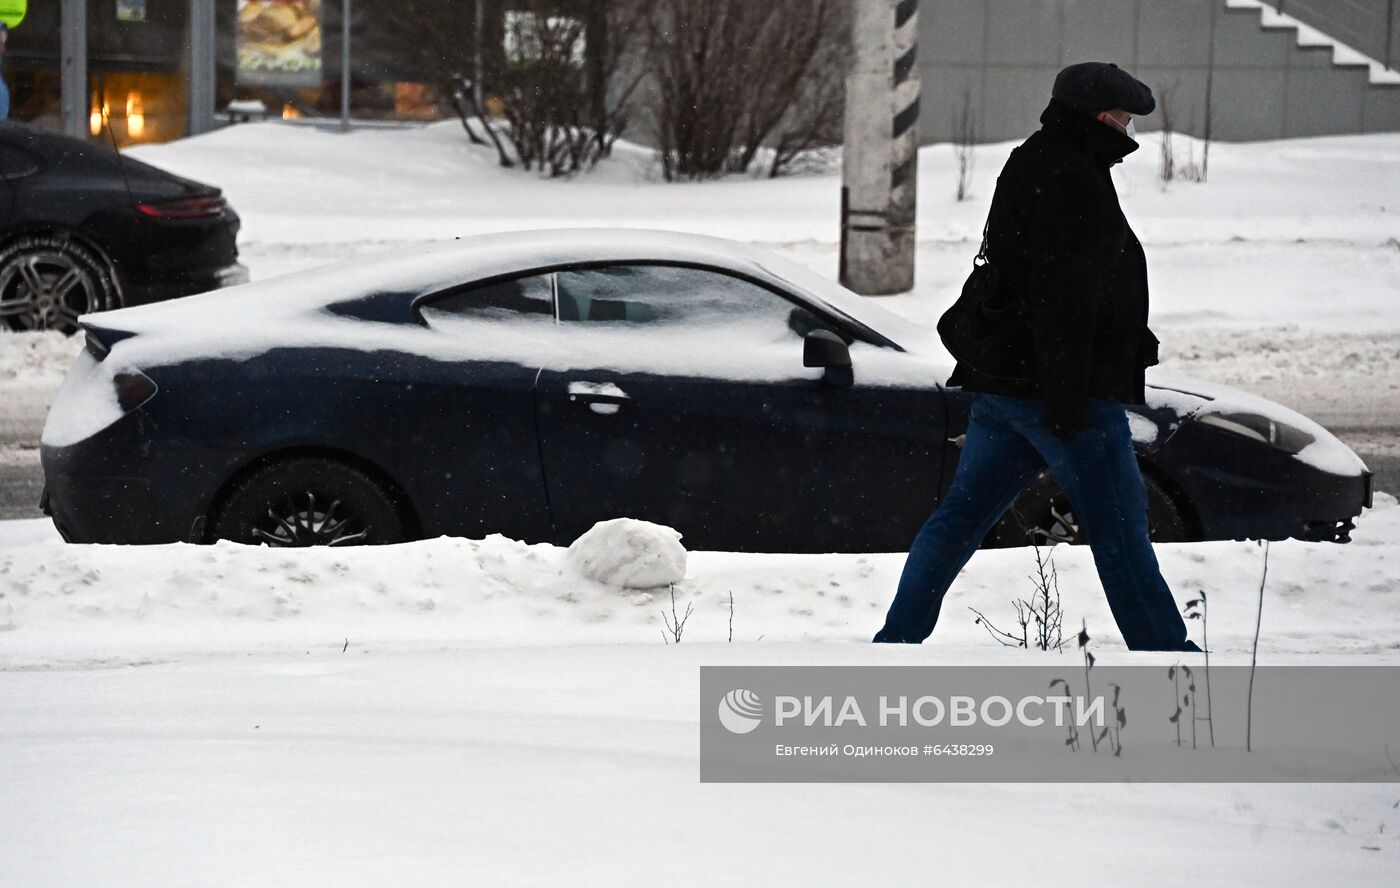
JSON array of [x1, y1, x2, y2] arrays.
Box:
[[1, 122, 1398, 884], [4, 645, 1398, 888], [3, 498, 1400, 885], [2, 494, 1399, 662]]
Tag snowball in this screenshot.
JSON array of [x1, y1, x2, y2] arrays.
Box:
[[1127, 412, 1160, 445], [566, 519, 687, 589]]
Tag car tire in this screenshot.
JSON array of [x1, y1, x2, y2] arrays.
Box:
[[209, 456, 407, 547], [1141, 473, 1190, 543], [0, 235, 121, 334], [993, 468, 1191, 546]]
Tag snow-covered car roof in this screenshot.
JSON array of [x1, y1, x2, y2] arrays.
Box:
[[92, 228, 937, 352]]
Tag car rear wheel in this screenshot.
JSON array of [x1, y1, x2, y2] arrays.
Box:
[[996, 469, 1191, 546], [0, 236, 120, 334], [209, 457, 407, 547]]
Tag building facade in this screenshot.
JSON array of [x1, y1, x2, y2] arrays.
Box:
[[918, 0, 1400, 142], [5, 1, 1398, 147]]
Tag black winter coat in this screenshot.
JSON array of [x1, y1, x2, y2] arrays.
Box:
[[947, 99, 1160, 433]]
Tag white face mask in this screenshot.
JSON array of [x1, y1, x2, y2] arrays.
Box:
[[1098, 112, 1135, 140]]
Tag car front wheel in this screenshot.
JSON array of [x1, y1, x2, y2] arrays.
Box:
[[993, 469, 1192, 547]]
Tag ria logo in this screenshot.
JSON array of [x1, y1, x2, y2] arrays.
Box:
[[717, 688, 764, 734]]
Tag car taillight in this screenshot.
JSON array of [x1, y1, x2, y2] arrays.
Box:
[[114, 371, 158, 412], [136, 195, 226, 219]]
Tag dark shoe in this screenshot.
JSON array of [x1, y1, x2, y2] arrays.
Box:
[[872, 628, 915, 644]]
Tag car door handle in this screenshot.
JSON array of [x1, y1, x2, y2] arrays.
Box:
[[567, 381, 630, 414]]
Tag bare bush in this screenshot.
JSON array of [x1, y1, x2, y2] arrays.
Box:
[[451, 0, 647, 177], [1183, 590, 1215, 746], [954, 87, 976, 201], [1158, 85, 1176, 185], [660, 584, 694, 644], [1247, 540, 1269, 752], [968, 544, 1066, 651], [1157, 85, 1206, 185], [645, 0, 848, 181]]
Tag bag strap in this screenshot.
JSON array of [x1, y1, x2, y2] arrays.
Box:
[[973, 215, 991, 266]]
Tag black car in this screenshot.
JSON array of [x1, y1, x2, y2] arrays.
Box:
[[0, 121, 246, 332], [39, 230, 1372, 552]]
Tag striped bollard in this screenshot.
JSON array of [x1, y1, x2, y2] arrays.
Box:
[[840, 0, 920, 295]]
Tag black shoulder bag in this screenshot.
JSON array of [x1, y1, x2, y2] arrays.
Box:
[[936, 218, 1033, 382]]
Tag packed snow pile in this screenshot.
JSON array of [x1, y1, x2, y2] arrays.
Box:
[[2, 495, 1398, 664], [0, 332, 81, 387], [566, 518, 688, 589], [127, 119, 1400, 251]]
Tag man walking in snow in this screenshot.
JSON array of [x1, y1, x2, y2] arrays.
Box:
[[874, 62, 1198, 652]]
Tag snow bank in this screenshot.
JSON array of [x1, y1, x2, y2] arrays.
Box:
[[0, 332, 82, 385], [2, 495, 1397, 664], [566, 518, 687, 589], [126, 119, 1400, 252]]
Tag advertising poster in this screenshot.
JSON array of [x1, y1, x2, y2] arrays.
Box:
[[116, 0, 147, 22], [236, 0, 323, 87]]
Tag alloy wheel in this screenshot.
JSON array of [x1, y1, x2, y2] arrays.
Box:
[[252, 492, 370, 547], [1032, 496, 1082, 545], [0, 250, 98, 331]]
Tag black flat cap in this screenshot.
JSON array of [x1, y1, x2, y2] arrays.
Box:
[[1052, 62, 1155, 116]]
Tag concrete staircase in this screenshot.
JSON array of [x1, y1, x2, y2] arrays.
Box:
[[1226, 0, 1400, 84], [1214, 0, 1400, 136]]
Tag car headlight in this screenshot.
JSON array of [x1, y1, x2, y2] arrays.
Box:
[[1195, 412, 1314, 454]]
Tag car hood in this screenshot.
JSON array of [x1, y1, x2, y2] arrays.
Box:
[[1145, 369, 1368, 477]]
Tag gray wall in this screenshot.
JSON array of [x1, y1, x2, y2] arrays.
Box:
[[917, 0, 1400, 143]]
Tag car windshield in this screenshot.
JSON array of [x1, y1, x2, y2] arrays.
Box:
[[746, 248, 939, 353]]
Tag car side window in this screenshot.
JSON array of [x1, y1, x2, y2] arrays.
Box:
[[555, 264, 809, 337], [421, 273, 554, 323]]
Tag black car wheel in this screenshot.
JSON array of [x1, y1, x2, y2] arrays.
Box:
[[999, 470, 1190, 546], [0, 236, 120, 333], [209, 457, 407, 547]]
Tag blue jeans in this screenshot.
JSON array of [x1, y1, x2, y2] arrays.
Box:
[[874, 393, 1192, 651]]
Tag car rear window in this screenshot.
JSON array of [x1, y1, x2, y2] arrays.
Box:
[[421, 274, 554, 322]]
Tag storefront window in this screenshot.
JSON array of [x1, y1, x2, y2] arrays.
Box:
[[4, 0, 466, 144]]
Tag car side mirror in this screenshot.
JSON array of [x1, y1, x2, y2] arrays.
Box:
[[803, 329, 853, 387]]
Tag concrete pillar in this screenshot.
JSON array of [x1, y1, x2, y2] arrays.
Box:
[[60, 0, 88, 140], [840, 0, 920, 296], [188, 0, 217, 136]]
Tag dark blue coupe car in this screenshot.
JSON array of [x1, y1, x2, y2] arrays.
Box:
[[39, 230, 1372, 552]]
